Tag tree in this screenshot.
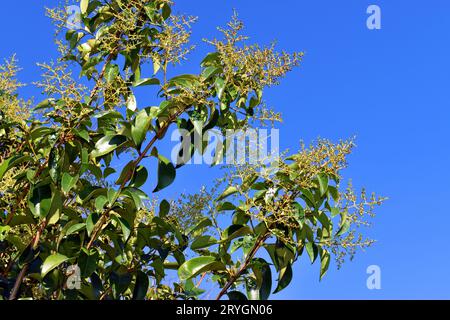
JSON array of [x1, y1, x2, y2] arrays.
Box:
[[0, 0, 384, 300]]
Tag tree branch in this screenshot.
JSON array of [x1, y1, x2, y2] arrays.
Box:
[[215, 233, 270, 300]]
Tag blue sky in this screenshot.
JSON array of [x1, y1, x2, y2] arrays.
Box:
[[1, 0, 450, 299]]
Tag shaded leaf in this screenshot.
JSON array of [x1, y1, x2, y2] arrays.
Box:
[[273, 263, 292, 294], [133, 271, 149, 300]]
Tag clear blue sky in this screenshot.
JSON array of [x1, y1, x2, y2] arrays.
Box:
[[1, 1, 450, 299]]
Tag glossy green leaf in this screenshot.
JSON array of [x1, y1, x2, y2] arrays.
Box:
[[131, 108, 153, 147], [41, 253, 69, 278], [130, 166, 148, 188], [153, 154, 176, 193], [336, 219, 350, 237], [191, 236, 217, 250], [91, 135, 127, 158], [201, 66, 221, 81], [133, 78, 160, 87], [301, 188, 316, 209], [221, 225, 252, 243], [79, 248, 99, 278], [122, 187, 149, 210], [28, 184, 53, 218], [65, 223, 86, 237], [49, 148, 60, 183], [178, 256, 226, 281], [327, 185, 340, 202]]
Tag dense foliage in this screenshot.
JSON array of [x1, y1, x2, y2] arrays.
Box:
[[0, 0, 384, 300]]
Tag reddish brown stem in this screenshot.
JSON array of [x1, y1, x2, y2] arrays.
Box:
[[215, 233, 269, 300]]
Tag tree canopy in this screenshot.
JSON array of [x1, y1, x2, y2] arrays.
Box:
[[0, 0, 384, 300]]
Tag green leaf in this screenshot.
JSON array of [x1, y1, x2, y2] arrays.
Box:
[[47, 189, 63, 225], [217, 186, 239, 201], [112, 215, 131, 242], [130, 166, 148, 188], [80, 0, 89, 15], [320, 249, 330, 280], [105, 63, 119, 83], [305, 242, 319, 264], [79, 248, 99, 278], [327, 185, 340, 202], [41, 253, 69, 278], [159, 199, 170, 218], [187, 218, 213, 235], [65, 223, 86, 237], [153, 55, 161, 74], [301, 188, 316, 209], [95, 195, 108, 212], [217, 202, 236, 212], [317, 174, 329, 197], [191, 236, 217, 250], [201, 52, 220, 67], [273, 263, 292, 294], [221, 225, 253, 243], [91, 135, 127, 158], [86, 212, 100, 237], [227, 291, 248, 300], [133, 78, 160, 87], [49, 148, 60, 183], [215, 77, 226, 100], [131, 108, 154, 147], [93, 110, 123, 120], [73, 128, 90, 142], [0, 155, 33, 180], [251, 258, 272, 300], [115, 161, 135, 186], [133, 271, 149, 300], [122, 187, 148, 210], [28, 184, 53, 218], [153, 154, 176, 193], [126, 93, 137, 112], [178, 257, 226, 281], [33, 98, 55, 111], [30, 127, 55, 141], [336, 219, 350, 237], [61, 173, 79, 193], [168, 74, 199, 89], [201, 66, 221, 81], [161, 3, 171, 20]]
